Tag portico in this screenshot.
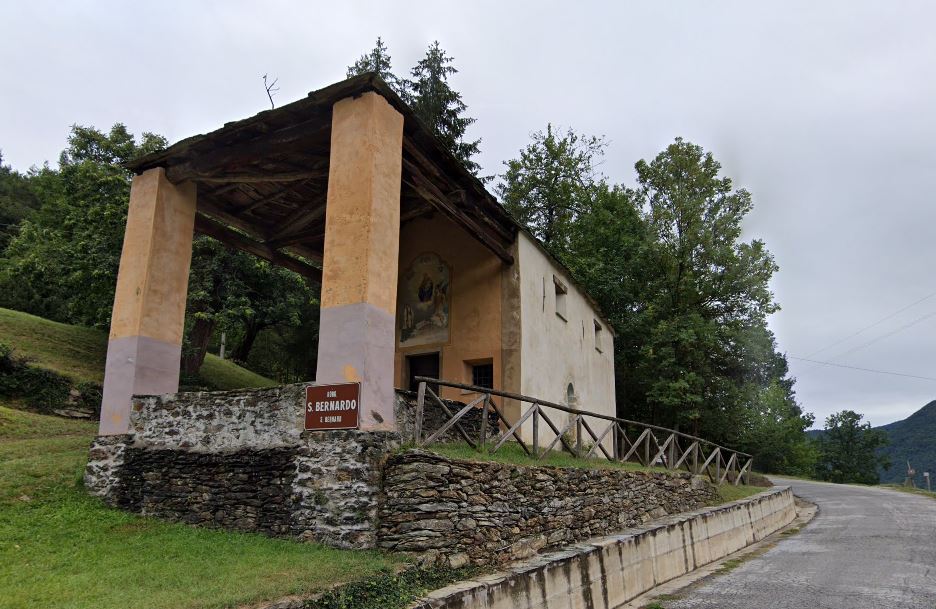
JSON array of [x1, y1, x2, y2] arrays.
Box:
[[99, 74, 519, 436]]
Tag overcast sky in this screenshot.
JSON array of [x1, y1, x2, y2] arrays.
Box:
[[2, 1, 934, 427]]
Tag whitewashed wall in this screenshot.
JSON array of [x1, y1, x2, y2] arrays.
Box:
[[515, 231, 617, 453]]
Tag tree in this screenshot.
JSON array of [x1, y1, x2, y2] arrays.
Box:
[[0, 151, 42, 251], [346, 36, 405, 94], [499, 125, 606, 253], [408, 41, 482, 174], [631, 138, 780, 438], [229, 259, 311, 363], [563, 182, 654, 414], [817, 410, 890, 484], [180, 239, 313, 378], [0, 123, 315, 381], [0, 124, 166, 326]]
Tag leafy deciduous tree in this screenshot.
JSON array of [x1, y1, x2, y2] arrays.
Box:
[[499, 125, 605, 253], [817, 410, 890, 484]]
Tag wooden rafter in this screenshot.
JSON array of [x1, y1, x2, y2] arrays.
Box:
[[170, 168, 326, 184], [403, 158, 514, 264], [238, 181, 309, 213], [264, 203, 327, 245], [193, 214, 322, 283]]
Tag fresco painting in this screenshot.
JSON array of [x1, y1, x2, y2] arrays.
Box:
[[399, 253, 450, 347]]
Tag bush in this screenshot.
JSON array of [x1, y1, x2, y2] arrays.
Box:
[[308, 566, 477, 609], [0, 341, 99, 415]]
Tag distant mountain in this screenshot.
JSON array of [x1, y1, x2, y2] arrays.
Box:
[[875, 400, 936, 485]]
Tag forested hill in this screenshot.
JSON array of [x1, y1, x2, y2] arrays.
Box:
[[876, 400, 936, 484]]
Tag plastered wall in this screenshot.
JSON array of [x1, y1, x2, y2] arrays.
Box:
[[394, 214, 505, 402], [515, 231, 617, 448]]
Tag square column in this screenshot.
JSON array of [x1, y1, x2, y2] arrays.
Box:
[[99, 167, 196, 435], [316, 92, 404, 431]]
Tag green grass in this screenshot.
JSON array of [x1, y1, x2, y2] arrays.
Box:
[[713, 483, 765, 504], [429, 442, 766, 505], [881, 483, 936, 500], [0, 308, 107, 384], [0, 405, 404, 609], [0, 306, 275, 390], [198, 351, 277, 391], [428, 441, 670, 472]]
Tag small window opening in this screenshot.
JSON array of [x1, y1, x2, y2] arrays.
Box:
[[594, 320, 603, 353], [471, 363, 494, 390], [553, 275, 568, 321]]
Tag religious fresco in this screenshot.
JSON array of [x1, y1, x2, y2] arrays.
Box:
[[399, 253, 450, 348]]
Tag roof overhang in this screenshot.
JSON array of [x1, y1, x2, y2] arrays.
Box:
[[127, 73, 519, 282]]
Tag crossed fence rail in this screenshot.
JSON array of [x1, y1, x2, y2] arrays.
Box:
[[414, 377, 753, 486]]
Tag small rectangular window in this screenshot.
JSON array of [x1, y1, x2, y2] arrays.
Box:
[[553, 275, 568, 321], [471, 363, 494, 389], [594, 320, 603, 353]]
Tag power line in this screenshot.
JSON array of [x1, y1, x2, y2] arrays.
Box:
[[789, 355, 936, 382], [828, 310, 936, 362], [805, 290, 936, 358]]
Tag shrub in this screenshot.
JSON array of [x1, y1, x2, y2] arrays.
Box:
[[0, 341, 98, 415]]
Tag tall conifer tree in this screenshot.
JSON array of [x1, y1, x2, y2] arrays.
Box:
[[408, 41, 482, 175], [346, 37, 404, 94]]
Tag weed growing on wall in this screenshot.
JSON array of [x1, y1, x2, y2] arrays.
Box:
[[307, 565, 481, 609]]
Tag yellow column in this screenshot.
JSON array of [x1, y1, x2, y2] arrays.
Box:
[[99, 167, 196, 435], [316, 92, 403, 431]]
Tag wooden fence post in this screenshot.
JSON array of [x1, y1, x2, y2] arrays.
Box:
[[415, 381, 426, 445]]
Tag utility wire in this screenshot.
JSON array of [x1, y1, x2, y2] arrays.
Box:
[[828, 310, 936, 362], [788, 355, 936, 382], [805, 290, 936, 358]]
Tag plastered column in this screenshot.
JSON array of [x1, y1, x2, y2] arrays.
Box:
[[316, 92, 403, 431], [99, 167, 196, 435]]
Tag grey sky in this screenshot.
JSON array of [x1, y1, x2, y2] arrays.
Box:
[[2, 1, 934, 427]]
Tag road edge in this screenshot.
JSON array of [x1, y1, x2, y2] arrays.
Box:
[[620, 495, 819, 609]]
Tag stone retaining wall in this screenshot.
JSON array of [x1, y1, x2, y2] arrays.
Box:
[[86, 385, 400, 548], [377, 450, 717, 567], [86, 384, 723, 561], [415, 486, 797, 609], [85, 385, 493, 548]]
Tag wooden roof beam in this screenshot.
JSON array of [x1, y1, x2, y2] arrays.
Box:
[[168, 168, 327, 184], [403, 159, 514, 264], [193, 214, 322, 284]]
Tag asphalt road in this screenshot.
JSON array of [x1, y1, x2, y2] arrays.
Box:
[[667, 477, 936, 609]]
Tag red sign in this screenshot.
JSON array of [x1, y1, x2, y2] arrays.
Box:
[[304, 383, 360, 431]]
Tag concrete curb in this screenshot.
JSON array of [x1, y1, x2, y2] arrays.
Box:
[[412, 486, 796, 609]]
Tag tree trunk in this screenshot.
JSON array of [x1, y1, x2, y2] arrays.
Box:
[[181, 316, 215, 376], [232, 320, 261, 363]]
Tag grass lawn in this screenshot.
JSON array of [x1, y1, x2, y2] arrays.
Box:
[[428, 440, 669, 472], [881, 483, 936, 500], [713, 482, 765, 504], [0, 403, 404, 609], [0, 307, 276, 390], [428, 442, 765, 504]]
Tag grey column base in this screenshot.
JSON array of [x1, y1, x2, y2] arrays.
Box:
[[316, 302, 397, 431], [99, 335, 181, 435]]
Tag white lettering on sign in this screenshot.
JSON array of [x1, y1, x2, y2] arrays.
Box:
[[321, 415, 342, 423], [306, 399, 358, 412]]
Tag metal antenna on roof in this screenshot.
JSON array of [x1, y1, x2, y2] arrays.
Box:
[[263, 74, 279, 109]]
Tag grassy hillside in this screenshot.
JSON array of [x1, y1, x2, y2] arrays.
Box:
[[876, 400, 936, 485], [0, 307, 276, 391], [0, 401, 404, 609]]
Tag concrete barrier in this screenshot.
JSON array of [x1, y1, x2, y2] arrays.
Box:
[[416, 486, 796, 609]]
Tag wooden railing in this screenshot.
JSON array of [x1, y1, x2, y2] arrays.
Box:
[[413, 377, 753, 486]]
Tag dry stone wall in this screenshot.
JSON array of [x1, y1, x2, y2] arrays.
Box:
[[86, 383, 719, 561], [86, 384, 400, 548], [378, 450, 717, 567]]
